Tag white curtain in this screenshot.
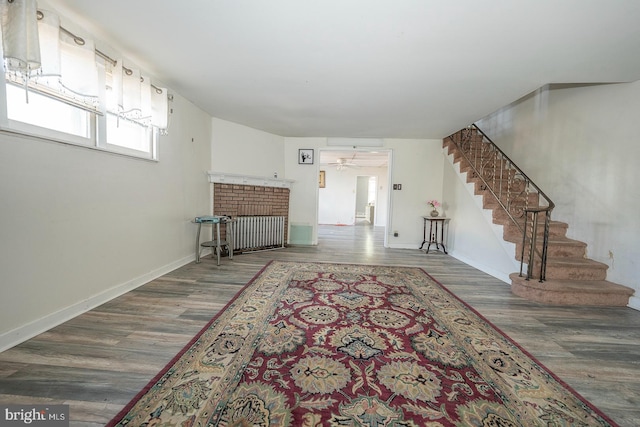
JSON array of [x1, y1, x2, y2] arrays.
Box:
[[150, 84, 168, 129], [2, 1, 168, 130], [2, 6, 99, 108], [35, 8, 59, 77], [107, 59, 168, 131], [0, 0, 41, 74], [33, 9, 99, 108], [57, 27, 99, 102]]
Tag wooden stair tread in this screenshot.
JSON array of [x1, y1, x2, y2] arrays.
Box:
[[545, 257, 607, 268], [510, 274, 633, 294], [508, 234, 587, 246], [510, 273, 634, 306], [504, 226, 574, 243], [540, 237, 586, 247], [513, 237, 587, 259]]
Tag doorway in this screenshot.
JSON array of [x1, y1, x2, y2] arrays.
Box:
[[355, 176, 377, 225], [318, 149, 391, 246]]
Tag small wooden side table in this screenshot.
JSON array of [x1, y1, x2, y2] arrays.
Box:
[[419, 216, 450, 254], [194, 215, 234, 265]]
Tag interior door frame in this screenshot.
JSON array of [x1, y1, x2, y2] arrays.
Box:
[[317, 148, 393, 247]]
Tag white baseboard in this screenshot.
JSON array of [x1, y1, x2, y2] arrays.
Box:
[[0, 254, 197, 353], [627, 295, 640, 312], [386, 244, 513, 284], [386, 243, 422, 250]]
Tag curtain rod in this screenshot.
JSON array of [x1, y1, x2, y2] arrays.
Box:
[[36, 10, 164, 95]]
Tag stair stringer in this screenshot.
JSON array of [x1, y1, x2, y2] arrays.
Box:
[[443, 148, 521, 283]]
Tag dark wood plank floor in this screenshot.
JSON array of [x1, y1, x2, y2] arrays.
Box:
[[1, 223, 639, 426]]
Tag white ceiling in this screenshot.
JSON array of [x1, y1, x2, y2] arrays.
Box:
[[46, 0, 640, 139]]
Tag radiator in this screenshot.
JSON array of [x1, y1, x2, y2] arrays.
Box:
[[231, 215, 286, 253]]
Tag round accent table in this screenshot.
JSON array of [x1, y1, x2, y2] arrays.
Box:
[[419, 216, 450, 254]]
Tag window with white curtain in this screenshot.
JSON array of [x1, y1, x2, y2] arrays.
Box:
[[0, 0, 168, 160]]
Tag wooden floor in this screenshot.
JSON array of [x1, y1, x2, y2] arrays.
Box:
[[1, 223, 639, 426]]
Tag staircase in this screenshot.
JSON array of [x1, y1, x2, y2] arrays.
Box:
[[444, 126, 634, 306]]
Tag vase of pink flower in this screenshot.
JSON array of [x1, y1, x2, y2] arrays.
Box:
[[427, 199, 441, 217]]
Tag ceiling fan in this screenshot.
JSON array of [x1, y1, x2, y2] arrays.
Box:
[[328, 154, 359, 170]]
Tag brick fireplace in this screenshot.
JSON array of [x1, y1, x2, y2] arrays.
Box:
[[213, 184, 290, 218], [208, 172, 293, 245]]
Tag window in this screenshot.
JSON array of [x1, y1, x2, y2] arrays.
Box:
[[105, 113, 156, 158], [6, 81, 92, 140], [0, 3, 168, 160]]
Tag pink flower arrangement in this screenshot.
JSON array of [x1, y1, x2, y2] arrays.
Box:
[[427, 199, 440, 209]]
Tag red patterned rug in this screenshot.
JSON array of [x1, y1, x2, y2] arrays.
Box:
[[108, 261, 617, 426]]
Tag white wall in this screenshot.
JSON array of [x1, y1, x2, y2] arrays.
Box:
[[443, 151, 520, 282], [476, 82, 640, 309], [211, 118, 285, 177], [284, 138, 325, 244], [0, 94, 212, 350], [386, 139, 443, 249], [318, 165, 388, 226]]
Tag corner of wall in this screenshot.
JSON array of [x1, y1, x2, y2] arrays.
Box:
[[628, 295, 640, 312], [0, 254, 195, 353]]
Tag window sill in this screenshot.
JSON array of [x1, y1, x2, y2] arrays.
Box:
[[0, 126, 158, 162]]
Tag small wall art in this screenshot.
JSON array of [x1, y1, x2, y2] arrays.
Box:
[[299, 149, 314, 164]]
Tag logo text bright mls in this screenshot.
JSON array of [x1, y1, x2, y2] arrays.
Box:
[[1, 405, 68, 426]]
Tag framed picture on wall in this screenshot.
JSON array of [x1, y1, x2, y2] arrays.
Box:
[[299, 149, 314, 164], [319, 170, 326, 188]]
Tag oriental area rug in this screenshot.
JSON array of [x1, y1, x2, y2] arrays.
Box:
[[108, 261, 616, 427]]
